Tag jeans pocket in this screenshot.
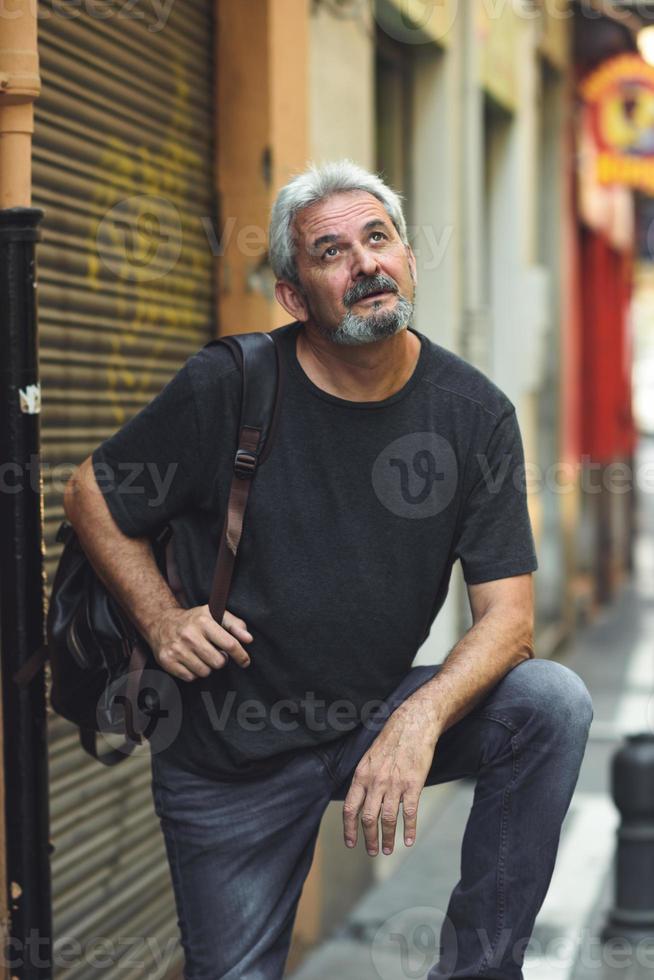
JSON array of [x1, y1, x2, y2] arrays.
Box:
[[150, 776, 165, 819]]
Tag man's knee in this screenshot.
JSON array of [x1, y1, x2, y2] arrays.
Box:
[[509, 658, 593, 741]]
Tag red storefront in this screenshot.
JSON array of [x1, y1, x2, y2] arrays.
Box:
[[569, 28, 643, 603]]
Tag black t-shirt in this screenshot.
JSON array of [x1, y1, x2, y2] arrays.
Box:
[[92, 321, 538, 779]]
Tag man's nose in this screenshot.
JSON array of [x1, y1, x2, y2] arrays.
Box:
[[350, 242, 379, 278]]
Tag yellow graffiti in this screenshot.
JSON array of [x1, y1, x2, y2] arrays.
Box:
[[84, 55, 211, 426]]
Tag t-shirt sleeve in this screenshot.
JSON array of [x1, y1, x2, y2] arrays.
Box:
[[91, 360, 203, 538], [452, 407, 538, 585]]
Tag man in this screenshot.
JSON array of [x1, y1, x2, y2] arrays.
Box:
[[64, 160, 593, 980]]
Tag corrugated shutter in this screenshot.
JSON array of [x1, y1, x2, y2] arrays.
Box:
[[33, 2, 216, 975]]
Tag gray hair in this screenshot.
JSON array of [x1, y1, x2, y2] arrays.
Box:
[[269, 159, 409, 285]]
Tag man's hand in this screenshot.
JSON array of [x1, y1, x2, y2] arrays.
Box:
[[342, 700, 439, 856], [147, 606, 253, 682]]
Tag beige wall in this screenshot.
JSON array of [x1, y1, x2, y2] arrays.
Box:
[[407, 40, 464, 668], [216, 0, 309, 335], [309, 3, 375, 168]]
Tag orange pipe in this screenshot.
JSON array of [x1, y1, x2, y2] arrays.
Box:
[[0, 2, 41, 207]]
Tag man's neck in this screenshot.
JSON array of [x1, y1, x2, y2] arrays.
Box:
[[295, 323, 421, 403]]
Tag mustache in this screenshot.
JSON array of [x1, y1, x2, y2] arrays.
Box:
[[344, 274, 399, 307]]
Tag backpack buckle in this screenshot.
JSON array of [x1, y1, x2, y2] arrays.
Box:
[[234, 448, 257, 479]]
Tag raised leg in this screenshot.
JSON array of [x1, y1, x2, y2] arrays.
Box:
[[424, 658, 593, 979], [328, 658, 593, 979]]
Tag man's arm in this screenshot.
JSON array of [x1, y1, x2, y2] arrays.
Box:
[[63, 457, 253, 682], [401, 573, 535, 736], [342, 573, 534, 857]]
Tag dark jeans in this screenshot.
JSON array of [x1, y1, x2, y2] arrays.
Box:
[[150, 658, 593, 980]]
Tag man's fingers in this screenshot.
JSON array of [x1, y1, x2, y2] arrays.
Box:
[[158, 649, 208, 682], [343, 784, 421, 855], [164, 659, 195, 683], [202, 617, 251, 668], [176, 621, 230, 671], [402, 790, 420, 847], [360, 792, 384, 856], [342, 781, 366, 849], [152, 606, 252, 680], [221, 609, 253, 641], [192, 635, 229, 671], [380, 793, 401, 855]]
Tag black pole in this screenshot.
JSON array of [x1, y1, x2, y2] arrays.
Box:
[[0, 207, 52, 978], [602, 733, 654, 945]]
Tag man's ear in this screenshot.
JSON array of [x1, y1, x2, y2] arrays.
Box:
[[275, 280, 309, 322]]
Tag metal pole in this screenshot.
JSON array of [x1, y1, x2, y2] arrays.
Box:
[[0, 206, 52, 979], [602, 733, 654, 945]]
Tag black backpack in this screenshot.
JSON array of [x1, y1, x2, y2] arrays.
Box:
[[14, 330, 283, 765]]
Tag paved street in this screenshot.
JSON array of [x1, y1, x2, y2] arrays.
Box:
[[290, 441, 654, 980]]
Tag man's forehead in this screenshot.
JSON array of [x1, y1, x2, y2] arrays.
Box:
[[294, 191, 392, 243]]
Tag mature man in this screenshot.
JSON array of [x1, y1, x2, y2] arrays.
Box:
[[64, 160, 593, 980]]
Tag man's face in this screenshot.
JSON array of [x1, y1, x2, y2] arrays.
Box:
[[284, 191, 416, 346]]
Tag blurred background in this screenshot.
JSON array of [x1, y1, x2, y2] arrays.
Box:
[[2, 1, 654, 978]]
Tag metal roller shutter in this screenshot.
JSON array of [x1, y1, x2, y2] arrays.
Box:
[[33, 2, 216, 975]]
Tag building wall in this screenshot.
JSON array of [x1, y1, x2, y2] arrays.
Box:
[[476, 10, 575, 652], [407, 40, 463, 667], [216, 0, 309, 334], [309, 2, 375, 167], [536, 60, 572, 633]]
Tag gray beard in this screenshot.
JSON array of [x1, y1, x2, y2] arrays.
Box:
[[313, 293, 415, 346]]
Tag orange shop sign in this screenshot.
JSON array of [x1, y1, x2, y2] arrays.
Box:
[[579, 53, 654, 194]]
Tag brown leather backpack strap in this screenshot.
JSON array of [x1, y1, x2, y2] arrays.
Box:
[[125, 640, 149, 731], [204, 329, 281, 627], [79, 642, 149, 765], [208, 424, 261, 624]]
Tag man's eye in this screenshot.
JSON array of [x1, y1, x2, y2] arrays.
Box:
[[323, 245, 339, 259], [371, 232, 387, 242]]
